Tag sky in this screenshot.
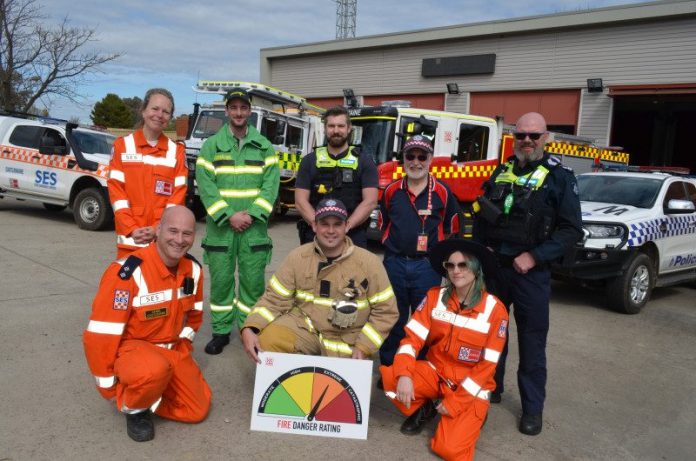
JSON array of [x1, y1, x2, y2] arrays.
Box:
[[37, 0, 650, 123]]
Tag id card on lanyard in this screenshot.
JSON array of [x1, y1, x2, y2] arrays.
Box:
[[411, 177, 433, 253]]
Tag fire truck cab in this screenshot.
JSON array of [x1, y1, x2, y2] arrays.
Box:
[[348, 103, 629, 239]]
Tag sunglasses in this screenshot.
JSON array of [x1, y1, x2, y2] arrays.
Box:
[[513, 132, 545, 141], [443, 261, 471, 271], [404, 152, 429, 162]]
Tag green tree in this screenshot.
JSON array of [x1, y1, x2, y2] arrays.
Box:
[[122, 96, 142, 125], [0, 0, 121, 112], [90, 93, 133, 128]]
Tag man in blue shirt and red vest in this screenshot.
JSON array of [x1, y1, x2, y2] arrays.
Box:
[[378, 135, 461, 373]]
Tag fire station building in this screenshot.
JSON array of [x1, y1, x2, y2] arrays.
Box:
[[260, 0, 696, 173]]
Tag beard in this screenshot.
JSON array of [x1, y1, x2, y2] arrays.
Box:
[[327, 133, 349, 148], [514, 142, 545, 165]]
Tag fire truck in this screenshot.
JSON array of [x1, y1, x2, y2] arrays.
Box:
[[184, 81, 324, 219], [347, 103, 630, 238]]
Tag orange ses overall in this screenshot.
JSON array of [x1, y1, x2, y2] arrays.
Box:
[[83, 243, 211, 422]]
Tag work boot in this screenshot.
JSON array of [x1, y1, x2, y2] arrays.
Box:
[[205, 334, 230, 355], [126, 411, 154, 442], [519, 413, 543, 436], [490, 392, 502, 404], [400, 400, 436, 435]]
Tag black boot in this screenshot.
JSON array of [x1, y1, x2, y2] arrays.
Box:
[[400, 400, 437, 435], [126, 411, 154, 442], [519, 413, 543, 436], [205, 334, 230, 355]]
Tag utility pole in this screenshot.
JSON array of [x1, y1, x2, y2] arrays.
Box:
[[335, 0, 357, 39]]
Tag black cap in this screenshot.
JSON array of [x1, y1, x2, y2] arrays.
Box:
[[224, 88, 251, 105], [315, 198, 348, 221]]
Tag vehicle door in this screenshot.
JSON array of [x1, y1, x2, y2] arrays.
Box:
[[658, 180, 696, 274], [0, 123, 43, 192]]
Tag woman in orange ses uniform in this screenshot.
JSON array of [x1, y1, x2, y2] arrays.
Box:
[[380, 239, 508, 461], [107, 88, 188, 258]]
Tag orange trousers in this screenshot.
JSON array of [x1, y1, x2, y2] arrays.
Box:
[[113, 339, 211, 423], [381, 362, 488, 461]]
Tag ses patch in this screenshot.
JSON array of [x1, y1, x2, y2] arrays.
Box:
[[155, 180, 173, 196], [113, 290, 130, 310], [497, 320, 508, 338], [457, 346, 482, 363]]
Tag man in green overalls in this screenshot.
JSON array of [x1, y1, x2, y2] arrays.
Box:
[[195, 88, 279, 355]]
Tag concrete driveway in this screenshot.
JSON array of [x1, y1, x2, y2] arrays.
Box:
[[1, 200, 694, 460]]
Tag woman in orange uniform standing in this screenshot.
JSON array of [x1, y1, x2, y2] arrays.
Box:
[[107, 88, 188, 258], [380, 239, 508, 461]]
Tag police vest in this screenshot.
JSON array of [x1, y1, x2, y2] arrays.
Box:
[[485, 160, 557, 246], [309, 146, 363, 212]]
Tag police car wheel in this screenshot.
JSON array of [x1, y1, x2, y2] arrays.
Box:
[[73, 188, 113, 231], [606, 253, 655, 314], [43, 203, 67, 212]]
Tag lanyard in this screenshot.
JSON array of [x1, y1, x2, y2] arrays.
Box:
[[407, 175, 433, 233]]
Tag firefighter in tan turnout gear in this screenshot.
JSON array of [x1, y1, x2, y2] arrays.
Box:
[[241, 198, 398, 362]]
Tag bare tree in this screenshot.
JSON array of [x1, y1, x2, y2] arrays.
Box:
[[0, 0, 121, 112]]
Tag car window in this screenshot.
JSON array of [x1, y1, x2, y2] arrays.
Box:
[[577, 175, 662, 208], [9, 125, 43, 149], [685, 183, 696, 207], [72, 129, 115, 155], [662, 182, 687, 207]]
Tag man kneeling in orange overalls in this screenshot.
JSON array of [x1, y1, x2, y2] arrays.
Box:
[[83, 205, 211, 442]]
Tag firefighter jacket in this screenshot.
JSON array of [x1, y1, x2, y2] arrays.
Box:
[[108, 129, 187, 252], [393, 286, 508, 417], [244, 238, 399, 356], [195, 124, 280, 245], [474, 153, 582, 263], [308, 146, 366, 212], [83, 243, 204, 400]]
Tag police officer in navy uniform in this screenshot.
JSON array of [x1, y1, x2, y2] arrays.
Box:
[[295, 105, 378, 248], [473, 112, 582, 436]]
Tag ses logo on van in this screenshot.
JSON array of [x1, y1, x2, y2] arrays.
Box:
[[35, 170, 57, 189]]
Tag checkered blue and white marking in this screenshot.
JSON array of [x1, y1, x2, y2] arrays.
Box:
[[627, 214, 696, 247]]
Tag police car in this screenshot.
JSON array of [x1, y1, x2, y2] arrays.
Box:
[[0, 112, 115, 230], [553, 170, 696, 314]]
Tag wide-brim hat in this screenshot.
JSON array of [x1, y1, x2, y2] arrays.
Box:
[[429, 238, 497, 280]]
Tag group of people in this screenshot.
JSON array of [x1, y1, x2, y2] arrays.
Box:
[[82, 87, 582, 460]]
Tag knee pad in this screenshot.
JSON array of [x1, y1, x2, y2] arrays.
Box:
[[259, 323, 297, 353]]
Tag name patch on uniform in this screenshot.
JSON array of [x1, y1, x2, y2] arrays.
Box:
[[121, 153, 142, 162], [431, 309, 455, 324], [497, 320, 508, 338], [458, 346, 482, 362], [416, 298, 427, 312], [144, 307, 168, 319], [113, 290, 130, 310], [139, 291, 166, 306], [155, 180, 173, 196]]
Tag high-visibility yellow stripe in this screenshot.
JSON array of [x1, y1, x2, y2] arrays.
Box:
[[215, 166, 263, 175], [269, 275, 293, 298], [251, 306, 276, 323], [235, 299, 251, 314], [368, 286, 395, 304], [254, 197, 273, 213], [196, 158, 215, 172], [321, 338, 352, 355], [361, 323, 384, 347], [207, 200, 227, 216], [265, 156, 279, 166], [220, 189, 260, 198]]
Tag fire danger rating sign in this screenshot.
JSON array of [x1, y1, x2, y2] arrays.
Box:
[[250, 352, 373, 440]]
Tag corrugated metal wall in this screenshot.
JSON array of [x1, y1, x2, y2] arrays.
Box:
[[266, 16, 696, 142]]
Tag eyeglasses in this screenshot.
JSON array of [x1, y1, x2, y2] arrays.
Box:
[[513, 132, 545, 141], [443, 261, 471, 271], [404, 152, 429, 162]]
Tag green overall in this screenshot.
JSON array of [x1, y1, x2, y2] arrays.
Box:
[[195, 124, 279, 333]]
